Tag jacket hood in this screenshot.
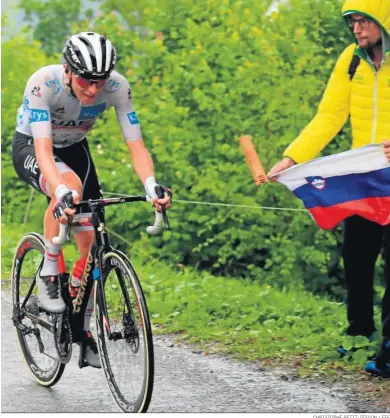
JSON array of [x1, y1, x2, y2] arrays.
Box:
[[342, 0, 390, 55], [342, 0, 390, 35]]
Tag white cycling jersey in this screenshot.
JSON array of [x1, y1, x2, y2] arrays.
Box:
[[15, 65, 142, 148]]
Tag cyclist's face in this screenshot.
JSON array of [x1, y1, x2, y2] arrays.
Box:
[[70, 72, 107, 105], [347, 13, 381, 49]]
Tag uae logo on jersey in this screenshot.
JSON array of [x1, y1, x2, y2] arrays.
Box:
[[31, 86, 41, 98]]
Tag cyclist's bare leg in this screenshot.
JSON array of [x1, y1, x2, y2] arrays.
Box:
[[37, 171, 82, 312], [42, 170, 95, 330], [41, 171, 83, 276], [74, 230, 94, 259]]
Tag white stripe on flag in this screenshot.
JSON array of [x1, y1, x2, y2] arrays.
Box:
[[277, 144, 389, 190]]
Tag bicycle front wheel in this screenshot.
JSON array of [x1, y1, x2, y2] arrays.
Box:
[[94, 250, 154, 413]]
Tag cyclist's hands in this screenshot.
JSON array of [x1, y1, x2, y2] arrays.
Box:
[[144, 177, 172, 212], [267, 157, 296, 181], [383, 140, 390, 163], [52, 184, 80, 223], [154, 186, 172, 212]]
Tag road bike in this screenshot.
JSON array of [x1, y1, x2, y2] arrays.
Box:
[[11, 188, 170, 412]]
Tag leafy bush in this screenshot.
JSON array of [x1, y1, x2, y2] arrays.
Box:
[[88, 0, 359, 296], [1, 0, 386, 299]]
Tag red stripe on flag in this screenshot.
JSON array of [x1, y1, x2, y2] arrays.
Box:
[[309, 197, 390, 229]]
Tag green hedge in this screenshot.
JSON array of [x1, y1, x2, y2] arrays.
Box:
[[1, 0, 385, 297]]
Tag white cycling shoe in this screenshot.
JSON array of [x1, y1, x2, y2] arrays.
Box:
[[36, 272, 66, 313], [79, 331, 101, 369]]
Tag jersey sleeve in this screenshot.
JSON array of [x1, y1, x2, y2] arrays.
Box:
[[111, 77, 143, 142], [24, 68, 53, 139]]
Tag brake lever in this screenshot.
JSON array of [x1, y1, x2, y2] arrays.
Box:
[[155, 185, 171, 230]]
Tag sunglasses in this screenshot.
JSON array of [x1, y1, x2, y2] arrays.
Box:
[[73, 74, 107, 88]]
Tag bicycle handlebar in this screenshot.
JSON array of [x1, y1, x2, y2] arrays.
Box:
[[52, 220, 71, 245], [52, 194, 170, 245]]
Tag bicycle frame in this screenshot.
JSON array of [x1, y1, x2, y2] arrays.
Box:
[[13, 193, 164, 409], [59, 196, 150, 352], [14, 194, 168, 364]]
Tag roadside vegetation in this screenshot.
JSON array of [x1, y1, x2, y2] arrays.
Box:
[[2, 0, 388, 403], [2, 223, 385, 379]]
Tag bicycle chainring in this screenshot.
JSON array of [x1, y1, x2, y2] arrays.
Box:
[[53, 313, 72, 364]]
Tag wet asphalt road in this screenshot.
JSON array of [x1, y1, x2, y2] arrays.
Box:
[[1, 291, 379, 413]]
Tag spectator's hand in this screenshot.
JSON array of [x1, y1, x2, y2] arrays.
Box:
[[267, 157, 296, 181], [383, 140, 390, 163]]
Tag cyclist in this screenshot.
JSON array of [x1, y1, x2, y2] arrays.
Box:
[[12, 32, 171, 367], [268, 0, 390, 377]]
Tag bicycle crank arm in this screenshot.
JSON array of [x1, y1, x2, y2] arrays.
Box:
[[32, 328, 45, 353], [77, 341, 89, 369], [108, 331, 123, 341]]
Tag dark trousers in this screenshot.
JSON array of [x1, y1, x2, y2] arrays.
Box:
[[342, 216, 390, 338]]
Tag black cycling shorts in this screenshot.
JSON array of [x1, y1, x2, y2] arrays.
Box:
[[12, 131, 102, 215]]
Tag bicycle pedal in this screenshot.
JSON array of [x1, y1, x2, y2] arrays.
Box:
[[77, 341, 87, 368], [78, 359, 90, 369], [77, 351, 97, 369], [77, 341, 97, 369], [109, 331, 123, 341]]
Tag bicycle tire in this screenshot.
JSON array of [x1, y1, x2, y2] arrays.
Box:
[[94, 249, 154, 413], [11, 233, 65, 386]]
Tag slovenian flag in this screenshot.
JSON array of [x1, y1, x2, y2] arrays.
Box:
[[276, 144, 390, 229]]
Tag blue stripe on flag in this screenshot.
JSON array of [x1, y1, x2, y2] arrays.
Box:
[[293, 167, 390, 209]]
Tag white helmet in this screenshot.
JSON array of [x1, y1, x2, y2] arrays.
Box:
[[63, 32, 116, 79]]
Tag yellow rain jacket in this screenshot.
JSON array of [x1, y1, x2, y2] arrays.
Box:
[[284, 0, 390, 163]]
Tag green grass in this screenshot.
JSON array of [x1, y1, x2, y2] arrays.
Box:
[[2, 223, 385, 378], [1, 224, 24, 282], [134, 257, 384, 377]]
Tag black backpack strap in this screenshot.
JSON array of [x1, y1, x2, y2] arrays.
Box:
[[348, 54, 360, 80]]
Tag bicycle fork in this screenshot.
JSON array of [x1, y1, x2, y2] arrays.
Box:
[[93, 250, 130, 342]]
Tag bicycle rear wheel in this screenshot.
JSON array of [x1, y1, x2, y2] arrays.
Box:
[[11, 233, 65, 386], [94, 250, 154, 413]]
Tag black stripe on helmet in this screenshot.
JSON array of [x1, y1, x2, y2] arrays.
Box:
[[78, 35, 98, 72], [101, 36, 107, 72]]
